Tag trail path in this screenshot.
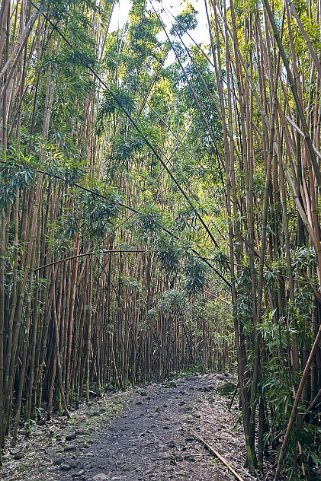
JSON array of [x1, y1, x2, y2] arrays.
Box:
[[2, 374, 264, 481]]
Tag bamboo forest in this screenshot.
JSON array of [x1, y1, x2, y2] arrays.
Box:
[[2, 0, 321, 479]]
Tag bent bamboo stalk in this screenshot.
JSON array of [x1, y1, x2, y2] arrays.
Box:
[[191, 429, 246, 481]]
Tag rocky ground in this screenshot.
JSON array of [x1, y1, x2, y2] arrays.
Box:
[[1, 374, 274, 481]]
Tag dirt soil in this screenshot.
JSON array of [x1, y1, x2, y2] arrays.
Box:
[[1, 374, 274, 481]]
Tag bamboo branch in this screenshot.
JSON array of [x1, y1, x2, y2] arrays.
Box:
[[286, 115, 321, 160], [34, 249, 149, 272], [191, 429, 246, 481]]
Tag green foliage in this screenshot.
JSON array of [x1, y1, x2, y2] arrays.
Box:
[[48, 214, 80, 254], [0, 157, 35, 209], [136, 206, 163, 235], [184, 257, 208, 294], [157, 289, 188, 314], [170, 3, 198, 36], [278, 424, 321, 480], [212, 250, 230, 274], [44, 0, 97, 20], [120, 275, 143, 292], [126, 1, 162, 69], [80, 187, 120, 241], [263, 260, 286, 287], [98, 87, 136, 118], [156, 236, 182, 273], [292, 246, 316, 272], [111, 130, 145, 162]]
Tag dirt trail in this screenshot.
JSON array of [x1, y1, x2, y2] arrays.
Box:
[[56, 374, 254, 481], [2, 374, 262, 481]]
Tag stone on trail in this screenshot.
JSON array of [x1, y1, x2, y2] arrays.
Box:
[[76, 429, 89, 436], [13, 452, 24, 460], [9, 447, 22, 456], [167, 440, 176, 448], [72, 470, 85, 478], [45, 447, 56, 456], [64, 443, 77, 452], [89, 410, 100, 417], [184, 454, 196, 462], [92, 474, 108, 481]]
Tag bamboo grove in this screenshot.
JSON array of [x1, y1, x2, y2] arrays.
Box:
[[0, 0, 233, 470], [2, 0, 321, 479], [208, 0, 321, 478]]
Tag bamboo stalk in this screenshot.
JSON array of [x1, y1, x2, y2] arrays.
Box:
[[191, 430, 246, 481]]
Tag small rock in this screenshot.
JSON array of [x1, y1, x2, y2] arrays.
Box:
[[140, 390, 147, 396], [66, 431, 77, 441], [92, 474, 108, 481], [64, 443, 76, 452], [14, 452, 24, 460], [45, 448, 56, 456], [61, 464, 71, 471], [144, 468, 155, 475], [53, 456, 64, 465], [184, 454, 196, 462], [9, 447, 22, 456], [161, 454, 172, 460], [203, 385, 214, 392], [89, 410, 100, 417], [184, 419, 194, 425], [76, 429, 88, 436], [72, 469, 85, 478], [78, 442, 90, 449]]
